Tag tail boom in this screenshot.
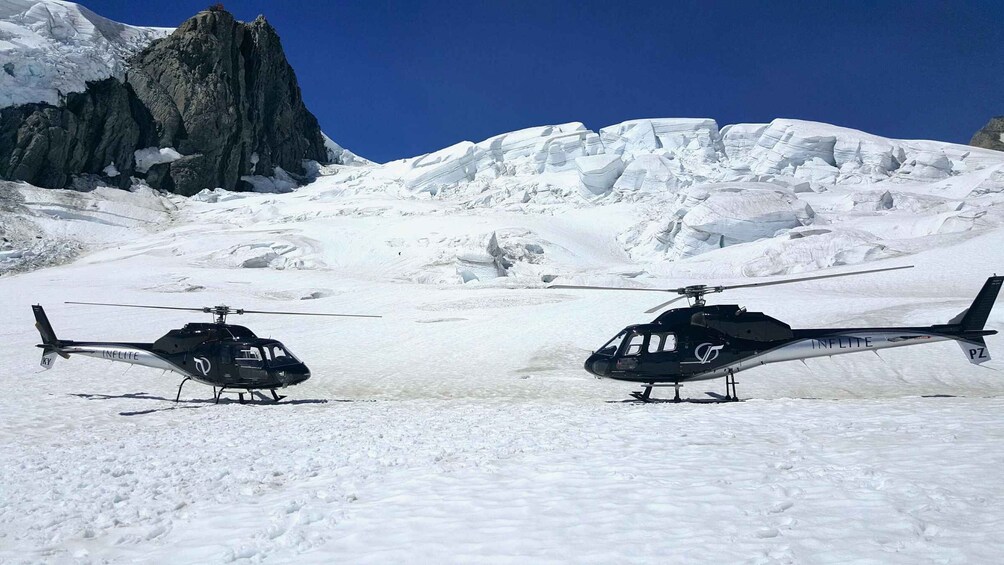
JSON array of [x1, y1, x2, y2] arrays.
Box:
[[32, 304, 188, 375]]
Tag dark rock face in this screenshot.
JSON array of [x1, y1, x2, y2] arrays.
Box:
[[0, 9, 328, 196], [0, 79, 156, 189], [971, 117, 1004, 152], [126, 10, 327, 195]]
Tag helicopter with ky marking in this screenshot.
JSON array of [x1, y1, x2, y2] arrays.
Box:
[[32, 302, 380, 403], [551, 266, 1002, 402]]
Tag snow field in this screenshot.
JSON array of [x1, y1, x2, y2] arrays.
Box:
[[2, 394, 1003, 563], [1, 114, 1004, 562]]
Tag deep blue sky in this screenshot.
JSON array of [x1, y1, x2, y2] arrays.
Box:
[[83, 0, 1003, 163]]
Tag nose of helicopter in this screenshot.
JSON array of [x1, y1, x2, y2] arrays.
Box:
[[584, 353, 612, 377], [273, 363, 311, 386]]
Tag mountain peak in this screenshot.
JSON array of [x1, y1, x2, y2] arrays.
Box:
[[0, 1, 329, 195], [971, 117, 1004, 152]]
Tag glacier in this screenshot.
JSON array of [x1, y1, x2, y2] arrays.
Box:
[[2, 4, 1004, 564], [0, 0, 171, 108]]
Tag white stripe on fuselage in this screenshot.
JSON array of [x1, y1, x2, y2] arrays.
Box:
[[690, 330, 950, 381], [59, 344, 193, 378]]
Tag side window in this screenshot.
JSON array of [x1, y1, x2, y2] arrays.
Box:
[[647, 332, 677, 353], [624, 332, 645, 356], [234, 347, 263, 367]]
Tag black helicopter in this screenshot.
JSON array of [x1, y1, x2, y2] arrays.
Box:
[[32, 302, 380, 403], [552, 266, 1002, 402]]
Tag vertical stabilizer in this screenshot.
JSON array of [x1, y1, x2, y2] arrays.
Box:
[[951, 276, 1004, 331], [32, 305, 62, 370], [32, 305, 58, 345]]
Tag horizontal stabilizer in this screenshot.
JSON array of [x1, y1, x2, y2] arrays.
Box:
[[958, 337, 991, 365]]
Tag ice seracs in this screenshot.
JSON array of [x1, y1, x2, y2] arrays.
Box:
[[0, 0, 171, 108], [620, 183, 815, 261], [3, 116, 1004, 281], [279, 117, 1004, 280]]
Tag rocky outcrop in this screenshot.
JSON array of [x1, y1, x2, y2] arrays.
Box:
[[0, 79, 156, 190], [0, 8, 328, 196], [971, 117, 1004, 152]]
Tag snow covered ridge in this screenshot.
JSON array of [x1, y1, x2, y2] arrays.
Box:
[[306, 117, 1004, 275], [372, 118, 1004, 202], [3, 117, 1004, 279], [0, 0, 171, 108]]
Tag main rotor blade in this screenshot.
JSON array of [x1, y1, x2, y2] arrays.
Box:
[[238, 309, 382, 319], [65, 302, 381, 319], [644, 295, 689, 314], [548, 284, 672, 293], [65, 301, 207, 312], [718, 265, 915, 292]]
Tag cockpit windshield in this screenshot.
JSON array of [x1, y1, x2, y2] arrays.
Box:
[[595, 331, 627, 356], [261, 342, 300, 368]]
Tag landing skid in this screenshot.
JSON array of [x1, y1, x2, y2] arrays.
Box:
[[629, 372, 740, 404], [175, 378, 285, 404], [213, 387, 286, 404]]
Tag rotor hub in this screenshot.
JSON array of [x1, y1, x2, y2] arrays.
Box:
[[204, 305, 245, 324]]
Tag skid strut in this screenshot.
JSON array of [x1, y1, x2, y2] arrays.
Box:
[[725, 370, 738, 401], [213, 387, 284, 404], [175, 377, 191, 403], [630, 382, 682, 402]]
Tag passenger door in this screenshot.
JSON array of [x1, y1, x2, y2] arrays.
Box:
[[233, 345, 268, 385], [642, 331, 678, 374]]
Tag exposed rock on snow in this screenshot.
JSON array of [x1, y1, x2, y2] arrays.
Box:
[[124, 9, 327, 195], [0, 78, 158, 189], [970, 116, 1004, 152], [0, 5, 346, 196]]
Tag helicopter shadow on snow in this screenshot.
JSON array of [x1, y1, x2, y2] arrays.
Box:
[[608, 392, 965, 404], [67, 391, 343, 416], [607, 391, 745, 405]]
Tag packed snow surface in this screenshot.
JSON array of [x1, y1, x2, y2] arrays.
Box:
[[2, 117, 1004, 563]]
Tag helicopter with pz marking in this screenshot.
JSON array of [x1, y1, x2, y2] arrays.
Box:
[[552, 266, 1002, 402]]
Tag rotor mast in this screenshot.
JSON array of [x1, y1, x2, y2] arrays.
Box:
[[204, 305, 242, 324]]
